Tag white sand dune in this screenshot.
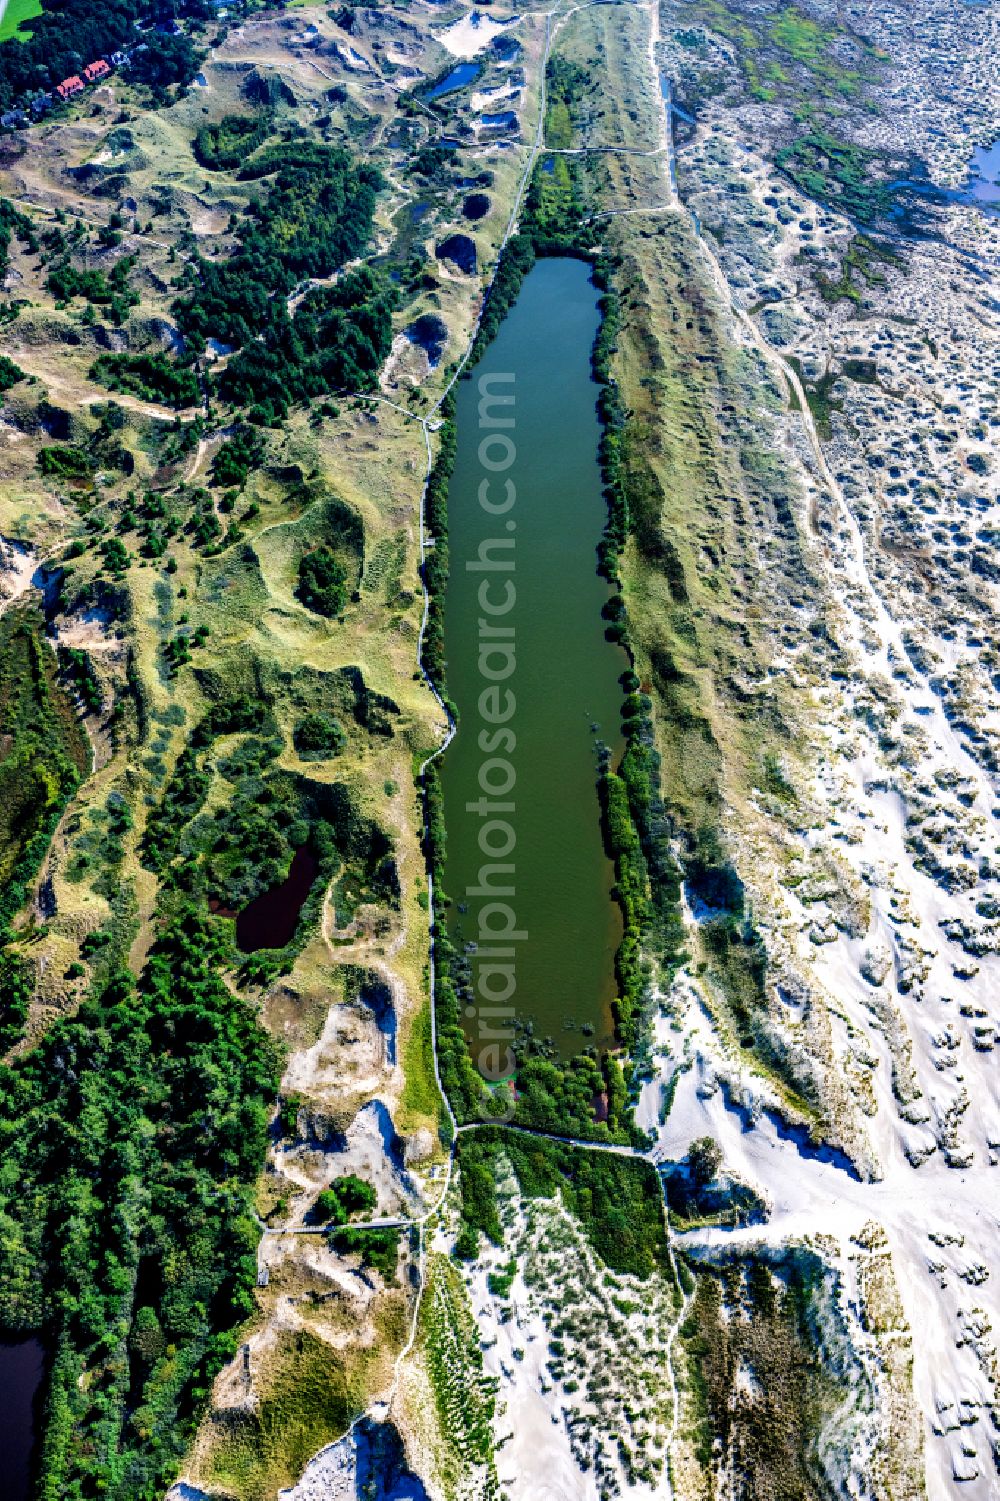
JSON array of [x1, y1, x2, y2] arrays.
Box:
[[436, 10, 520, 59]]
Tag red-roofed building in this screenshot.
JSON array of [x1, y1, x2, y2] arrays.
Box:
[[55, 76, 84, 101], [83, 59, 111, 83]]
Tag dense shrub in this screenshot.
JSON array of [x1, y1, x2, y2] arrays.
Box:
[[171, 144, 390, 418], [219, 268, 396, 418], [46, 252, 139, 324], [194, 112, 272, 171], [456, 1131, 668, 1278], [174, 145, 382, 350], [128, 32, 205, 97], [0, 353, 25, 391], [0, 610, 89, 1045], [210, 424, 266, 488], [293, 712, 347, 760], [314, 1175, 376, 1225], [0, 906, 280, 1494], [38, 446, 91, 479], [297, 546, 349, 618], [92, 351, 200, 409]]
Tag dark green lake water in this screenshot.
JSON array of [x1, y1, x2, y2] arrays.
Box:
[[440, 256, 626, 1065]]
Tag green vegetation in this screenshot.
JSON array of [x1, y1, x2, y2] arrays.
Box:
[[660, 1136, 766, 1228], [399, 1000, 441, 1127], [219, 267, 396, 420], [139, 696, 397, 983], [194, 112, 273, 171], [776, 129, 893, 226], [0, 0, 43, 44], [155, 140, 395, 421], [682, 823, 793, 1080], [293, 712, 346, 761], [678, 0, 905, 307], [174, 141, 379, 341], [470, 231, 537, 362], [92, 352, 201, 410], [101, 537, 130, 577], [193, 1327, 385, 1501], [455, 1130, 668, 1278], [688, 1134, 722, 1186], [526, 155, 587, 250], [816, 232, 906, 306], [764, 5, 863, 95], [328, 1227, 400, 1279], [128, 31, 205, 100], [66, 789, 132, 896], [314, 1174, 376, 1225], [574, 171, 841, 1116], [295, 497, 363, 619], [531, 58, 593, 247], [786, 357, 843, 440], [0, 610, 89, 1048], [285, 664, 400, 749], [418, 404, 455, 702], [409, 141, 458, 181], [421, 1255, 498, 1488], [543, 56, 585, 149], [680, 0, 875, 105], [58, 644, 103, 716], [0, 0, 164, 111], [37, 445, 91, 480], [0, 627, 401, 1495], [679, 1249, 846, 1490], [211, 425, 267, 489], [0, 353, 26, 391], [590, 267, 689, 1042], [0, 196, 34, 279], [297, 546, 348, 618], [46, 252, 139, 325], [0, 904, 279, 1497]]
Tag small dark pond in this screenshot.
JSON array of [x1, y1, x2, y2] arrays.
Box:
[[0, 1337, 44, 1501], [406, 312, 448, 364], [426, 61, 479, 101], [480, 110, 517, 130], [462, 192, 491, 221], [491, 34, 522, 63], [236, 847, 318, 952], [435, 232, 477, 274]]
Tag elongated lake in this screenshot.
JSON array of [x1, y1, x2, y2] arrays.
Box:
[[440, 257, 626, 1061]]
